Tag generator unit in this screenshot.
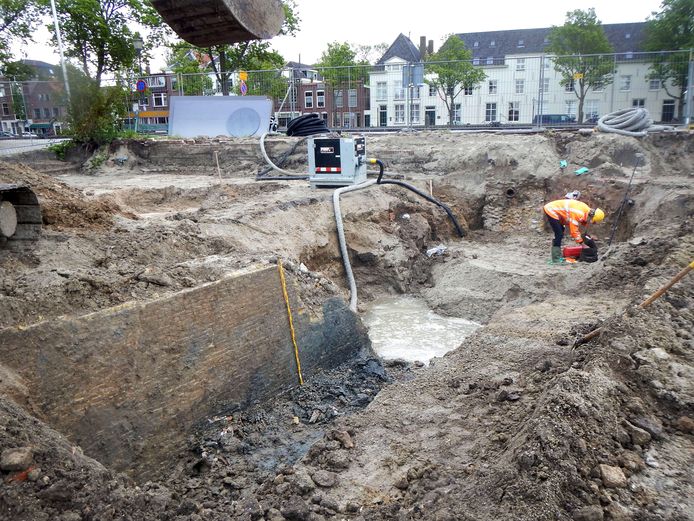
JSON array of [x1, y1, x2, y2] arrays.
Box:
[[308, 137, 366, 189]]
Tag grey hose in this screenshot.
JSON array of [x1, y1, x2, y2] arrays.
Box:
[[332, 179, 377, 312], [597, 108, 674, 137]]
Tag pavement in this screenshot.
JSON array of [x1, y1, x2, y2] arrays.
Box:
[[0, 137, 69, 156]]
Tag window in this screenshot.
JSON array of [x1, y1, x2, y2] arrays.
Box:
[[620, 75, 631, 91], [565, 79, 575, 93], [152, 92, 167, 107], [488, 80, 497, 94], [53, 107, 60, 117], [516, 59, 525, 72], [139, 96, 149, 106], [376, 82, 387, 100], [410, 104, 420, 123], [515, 79, 525, 94], [316, 90, 325, 108], [649, 78, 661, 90], [394, 103, 405, 124], [508, 101, 519, 121], [348, 89, 357, 108], [473, 58, 480, 66], [146, 76, 166, 88], [343, 112, 351, 128], [429, 84, 436, 97], [464, 86, 473, 96], [43, 108, 51, 118], [544, 58, 551, 69], [333, 113, 341, 127], [486, 57, 494, 65], [485, 102, 497, 122], [334, 90, 343, 108], [585, 99, 599, 120], [625, 33, 631, 39], [394, 80, 405, 100], [543, 37, 550, 45], [541, 78, 550, 93], [632, 98, 645, 108], [304, 91, 313, 108], [473, 41, 479, 48], [453, 103, 461, 124], [34, 108, 41, 118], [565, 100, 577, 118], [490, 40, 495, 47], [386, 64, 402, 72], [0, 87, 5, 97], [517, 39, 525, 48], [625, 52, 633, 59], [156, 117, 168, 125], [2, 103, 8, 116]]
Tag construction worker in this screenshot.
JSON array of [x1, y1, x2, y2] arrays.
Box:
[[543, 199, 605, 263]]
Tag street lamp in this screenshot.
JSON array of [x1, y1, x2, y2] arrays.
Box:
[[133, 36, 144, 75]]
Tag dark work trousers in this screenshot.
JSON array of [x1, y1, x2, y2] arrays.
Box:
[[545, 213, 564, 247]]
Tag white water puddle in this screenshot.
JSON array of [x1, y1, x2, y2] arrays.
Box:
[[363, 295, 481, 363]]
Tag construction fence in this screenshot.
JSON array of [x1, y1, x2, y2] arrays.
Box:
[[1, 50, 692, 136]]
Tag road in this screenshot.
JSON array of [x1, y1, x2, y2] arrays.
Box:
[[0, 137, 69, 156]]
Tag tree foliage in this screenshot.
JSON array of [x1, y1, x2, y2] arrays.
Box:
[[202, 0, 299, 95], [166, 42, 213, 95], [0, 0, 40, 67], [43, 0, 166, 85], [63, 64, 128, 146], [426, 35, 486, 126], [315, 41, 369, 85], [546, 8, 614, 123], [645, 0, 694, 119]]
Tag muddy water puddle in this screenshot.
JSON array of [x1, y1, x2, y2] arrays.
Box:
[[363, 295, 481, 363]]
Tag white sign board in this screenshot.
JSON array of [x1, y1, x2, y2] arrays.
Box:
[[168, 96, 272, 138]]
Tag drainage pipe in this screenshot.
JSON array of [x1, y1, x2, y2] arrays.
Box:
[[597, 108, 675, 137], [333, 179, 378, 312]]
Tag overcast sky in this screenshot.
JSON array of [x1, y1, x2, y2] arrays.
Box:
[[14, 0, 664, 71]]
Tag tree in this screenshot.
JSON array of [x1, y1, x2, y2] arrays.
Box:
[[426, 35, 486, 126], [166, 42, 213, 96], [43, 0, 166, 85], [0, 0, 40, 68], [546, 8, 614, 123], [645, 0, 694, 120], [355, 42, 389, 65], [202, 0, 299, 95]]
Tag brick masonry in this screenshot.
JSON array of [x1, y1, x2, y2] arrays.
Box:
[[0, 265, 370, 477]]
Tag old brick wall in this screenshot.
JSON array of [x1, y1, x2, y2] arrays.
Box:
[[0, 265, 369, 476]]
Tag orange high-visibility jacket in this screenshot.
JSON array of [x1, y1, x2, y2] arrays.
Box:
[[543, 199, 591, 242]]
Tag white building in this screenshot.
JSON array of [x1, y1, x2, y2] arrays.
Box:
[[370, 24, 687, 127]]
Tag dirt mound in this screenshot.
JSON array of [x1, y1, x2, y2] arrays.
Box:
[[0, 161, 122, 230]]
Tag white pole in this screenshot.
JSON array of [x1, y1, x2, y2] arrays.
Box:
[[50, 0, 71, 102]]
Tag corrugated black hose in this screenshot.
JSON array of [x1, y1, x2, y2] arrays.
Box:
[[372, 159, 465, 238]]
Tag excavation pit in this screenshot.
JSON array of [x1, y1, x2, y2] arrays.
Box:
[[0, 131, 692, 519]]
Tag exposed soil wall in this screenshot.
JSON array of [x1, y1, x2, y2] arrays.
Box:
[[0, 265, 370, 478]]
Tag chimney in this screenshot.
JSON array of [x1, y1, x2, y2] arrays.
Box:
[[419, 36, 427, 60], [428, 40, 434, 55]]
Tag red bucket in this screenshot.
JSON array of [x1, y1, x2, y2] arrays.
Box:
[[562, 245, 584, 258]]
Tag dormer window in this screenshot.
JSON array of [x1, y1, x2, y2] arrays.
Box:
[[625, 33, 631, 39], [473, 41, 479, 48], [486, 57, 494, 65], [543, 37, 549, 45], [490, 40, 496, 47], [517, 39, 525, 48]]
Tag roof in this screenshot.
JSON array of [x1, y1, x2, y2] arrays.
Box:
[[377, 34, 422, 65], [456, 22, 647, 60]]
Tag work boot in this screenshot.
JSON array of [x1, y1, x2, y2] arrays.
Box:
[[550, 246, 565, 264]]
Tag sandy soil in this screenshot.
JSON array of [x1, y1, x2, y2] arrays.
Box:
[[0, 130, 692, 520]]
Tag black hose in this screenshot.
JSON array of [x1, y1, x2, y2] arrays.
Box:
[[608, 156, 641, 246], [256, 136, 309, 181], [286, 113, 330, 137], [373, 159, 465, 238]]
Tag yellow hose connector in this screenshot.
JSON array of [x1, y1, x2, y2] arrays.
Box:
[[277, 259, 304, 385]]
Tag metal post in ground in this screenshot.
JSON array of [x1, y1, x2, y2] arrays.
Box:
[[685, 49, 693, 126], [537, 55, 545, 127]]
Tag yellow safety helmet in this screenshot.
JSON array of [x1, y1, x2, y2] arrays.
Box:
[[591, 208, 605, 223]]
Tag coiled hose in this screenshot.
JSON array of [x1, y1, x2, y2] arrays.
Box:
[[597, 108, 674, 137], [286, 113, 330, 136]]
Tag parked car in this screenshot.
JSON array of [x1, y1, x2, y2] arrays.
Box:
[[0, 131, 17, 138], [532, 114, 576, 125], [21, 131, 38, 138]]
